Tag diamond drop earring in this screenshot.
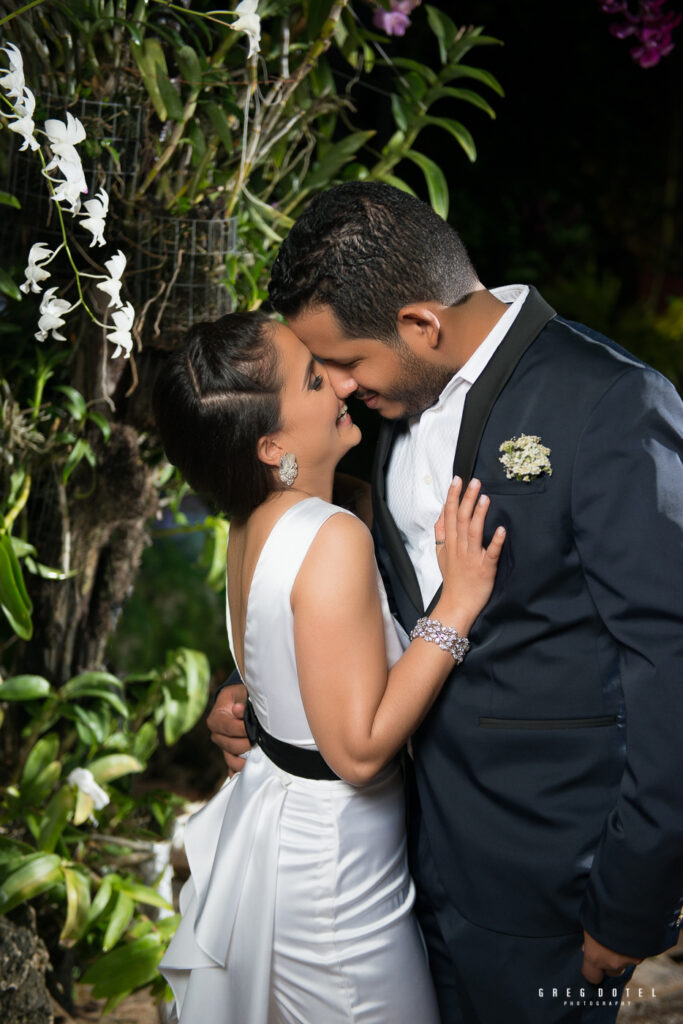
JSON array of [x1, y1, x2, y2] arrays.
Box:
[[278, 452, 298, 487]]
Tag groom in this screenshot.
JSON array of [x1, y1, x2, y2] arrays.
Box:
[[208, 183, 683, 1023]]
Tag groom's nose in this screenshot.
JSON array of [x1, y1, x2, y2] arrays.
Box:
[[325, 364, 358, 399]]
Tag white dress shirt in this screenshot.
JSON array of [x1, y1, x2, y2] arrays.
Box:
[[385, 284, 529, 607]]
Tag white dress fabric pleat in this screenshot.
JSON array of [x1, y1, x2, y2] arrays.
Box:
[[159, 498, 440, 1023]]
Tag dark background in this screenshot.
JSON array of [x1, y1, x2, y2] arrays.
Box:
[[359, 0, 682, 310]]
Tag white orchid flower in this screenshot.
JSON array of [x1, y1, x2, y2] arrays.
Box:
[[0, 43, 25, 100], [7, 85, 39, 152], [20, 242, 55, 295], [44, 111, 87, 153], [46, 156, 88, 214], [35, 286, 72, 342], [228, 0, 261, 58], [43, 112, 88, 212], [96, 249, 126, 307], [67, 767, 110, 811], [80, 188, 109, 247], [106, 301, 135, 358]]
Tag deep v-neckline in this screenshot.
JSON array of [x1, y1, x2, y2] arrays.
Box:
[[226, 498, 317, 683]]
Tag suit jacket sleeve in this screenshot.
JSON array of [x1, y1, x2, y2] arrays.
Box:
[[572, 365, 683, 956]]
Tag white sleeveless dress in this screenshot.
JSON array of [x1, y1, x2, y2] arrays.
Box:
[[160, 498, 440, 1023]]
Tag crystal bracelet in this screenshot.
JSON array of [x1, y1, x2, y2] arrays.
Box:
[[409, 616, 470, 664]]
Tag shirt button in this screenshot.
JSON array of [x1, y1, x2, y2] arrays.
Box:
[[424, 475, 432, 486]]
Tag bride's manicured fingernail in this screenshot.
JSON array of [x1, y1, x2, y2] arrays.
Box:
[[452, 475, 462, 487], [470, 477, 480, 488], [478, 494, 489, 505]]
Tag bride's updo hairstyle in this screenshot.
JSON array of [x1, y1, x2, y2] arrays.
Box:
[[153, 311, 282, 521]]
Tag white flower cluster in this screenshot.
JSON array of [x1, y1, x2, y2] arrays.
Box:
[[499, 434, 553, 482], [1, 43, 135, 358], [230, 0, 261, 58]]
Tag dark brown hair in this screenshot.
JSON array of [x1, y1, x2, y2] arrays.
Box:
[[153, 311, 281, 520]]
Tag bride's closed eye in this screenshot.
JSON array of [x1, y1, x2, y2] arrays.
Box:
[[309, 372, 324, 391]]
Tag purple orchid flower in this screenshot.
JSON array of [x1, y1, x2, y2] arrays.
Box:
[[373, 0, 421, 38], [601, 0, 681, 67]]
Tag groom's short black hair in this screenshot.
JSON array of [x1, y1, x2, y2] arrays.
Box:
[[153, 311, 282, 521], [268, 182, 478, 343]]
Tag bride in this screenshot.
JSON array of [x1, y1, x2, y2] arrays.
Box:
[[154, 310, 506, 1023]]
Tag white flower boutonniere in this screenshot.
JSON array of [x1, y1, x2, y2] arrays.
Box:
[[499, 434, 552, 482]]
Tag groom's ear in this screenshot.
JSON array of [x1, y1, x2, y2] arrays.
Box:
[[257, 435, 284, 469], [396, 304, 442, 351]]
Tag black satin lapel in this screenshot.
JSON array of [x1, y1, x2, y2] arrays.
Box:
[[371, 420, 424, 615], [452, 287, 556, 485], [425, 288, 556, 617]]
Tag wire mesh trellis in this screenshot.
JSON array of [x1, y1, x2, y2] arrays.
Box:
[[2, 94, 237, 347], [129, 212, 237, 346]]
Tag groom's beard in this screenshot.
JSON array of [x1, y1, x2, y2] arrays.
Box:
[[381, 345, 454, 418]]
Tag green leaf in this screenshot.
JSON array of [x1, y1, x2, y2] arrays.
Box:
[[62, 438, 97, 485], [87, 754, 144, 785], [0, 853, 62, 913], [417, 115, 477, 162], [21, 760, 61, 807], [9, 537, 37, 558], [440, 64, 504, 97], [102, 891, 135, 951], [69, 704, 108, 745], [176, 44, 203, 91], [377, 174, 417, 197], [303, 131, 375, 194], [205, 101, 233, 155], [55, 384, 87, 421], [159, 648, 210, 746], [82, 934, 164, 995], [0, 534, 33, 640], [198, 516, 229, 591], [429, 86, 496, 119], [0, 675, 51, 701], [0, 190, 20, 208], [390, 94, 409, 133], [155, 913, 181, 942], [87, 410, 112, 441], [60, 867, 91, 945], [72, 786, 95, 826], [37, 784, 74, 852], [156, 73, 185, 123], [403, 151, 449, 219], [0, 268, 21, 302], [130, 39, 169, 122], [117, 879, 172, 910], [68, 687, 129, 717], [383, 57, 438, 86], [447, 29, 502, 67], [425, 4, 459, 64], [62, 671, 124, 692], [305, 0, 335, 40], [132, 722, 158, 764], [21, 732, 59, 789], [87, 873, 116, 926], [0, 837, 34, 873]]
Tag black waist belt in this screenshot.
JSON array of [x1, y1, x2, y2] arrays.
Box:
[[244, 698, 338, 781]]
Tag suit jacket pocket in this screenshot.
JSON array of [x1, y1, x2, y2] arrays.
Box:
[[478, 715, 618, 729], [477, 478, 548, 496]]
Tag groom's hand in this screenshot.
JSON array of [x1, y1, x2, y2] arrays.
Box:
[[581, 930, 642, 984], [207, 681, 249, 775]]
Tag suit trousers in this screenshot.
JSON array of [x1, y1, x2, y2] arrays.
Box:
[[411, 817, 635, 1024]]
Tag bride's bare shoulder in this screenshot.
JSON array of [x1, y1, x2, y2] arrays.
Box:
[[294, 510, 375, 600]]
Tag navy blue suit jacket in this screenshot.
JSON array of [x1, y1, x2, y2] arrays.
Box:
[[372, 287, 683, 956]]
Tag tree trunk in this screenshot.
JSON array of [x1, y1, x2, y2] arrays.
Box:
[[22, 423, 158, 686]]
